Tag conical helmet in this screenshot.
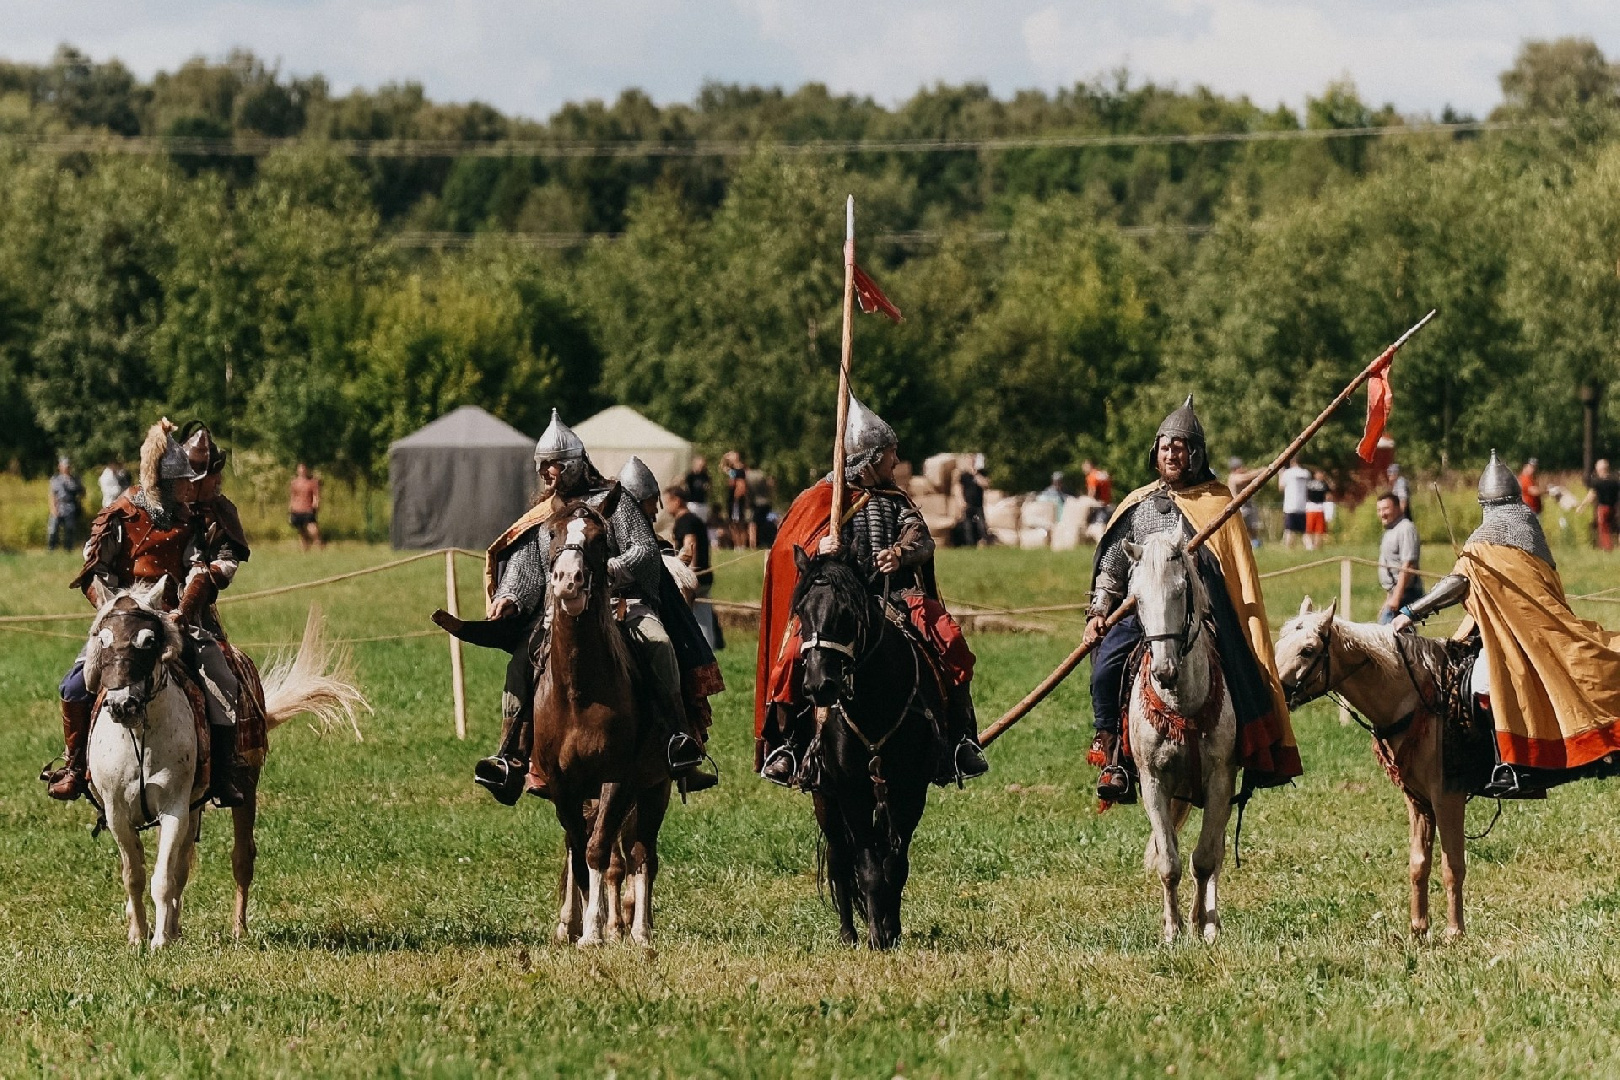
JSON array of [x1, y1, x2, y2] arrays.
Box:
[[1145, 394, 1214, 482], [533, 408, 585, 466], [845, 394, 898, 460], [139, 418, 199, 491], [617, 455, 660, 502], [1478, 449, 1520, 506]]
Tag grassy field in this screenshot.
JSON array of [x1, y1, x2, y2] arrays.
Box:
[[3, 539, 1620, 1077]]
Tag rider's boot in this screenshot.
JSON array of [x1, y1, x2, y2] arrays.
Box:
[[935, 684, 989, 785], [760, 730, 803, 787], [476, 709, 531, 806], [1090, 730, 1134, 802], [209, 725, 246, 808], [43, 698, 92, 801]]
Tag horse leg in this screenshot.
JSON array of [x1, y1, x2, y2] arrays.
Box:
[[1190, 750, 1237, 943], [1138, 769, 1183, 943], [580, 782, 635, 947], [553, 803, 589, 945], [627, 785, 669, 946], [1436, 792, 1467, 939], [604, 841, 627, 943], [814, 794, 859, 946], [111, 815, 149, 948], [1406, 795, 1436, 938], [231, 771, 259, 938], [149, 810, 191, 949], [878, 836, 911, 950]]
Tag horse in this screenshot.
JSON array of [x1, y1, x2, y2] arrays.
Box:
[[531, 493, 671, 948], [83, 580, 366, 949], [789, 547, 940, 950], [1123, 534, 1238, 944], [1274, 598, 1474, 938]]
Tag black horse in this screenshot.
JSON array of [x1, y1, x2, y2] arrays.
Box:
[[790, 547, 943, 949]]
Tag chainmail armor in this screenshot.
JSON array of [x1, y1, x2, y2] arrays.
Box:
[[130, 488, 178, 530], [1091, 489, 1193, 616], [1467, 501, 1556, 569], [842, 491, 932, 591], [598, 488, 663, 599], [493, 524, 554, 614]]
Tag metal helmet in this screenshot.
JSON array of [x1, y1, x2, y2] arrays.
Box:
[[139, 418, 199, 492], [845, 394, 898, 460], [180, 421, 227, 477], [617, 455, 660, 503], [1477, 449, 1521, 506], [533, 409, 585, 466], [1145, 394, 1214, 483]]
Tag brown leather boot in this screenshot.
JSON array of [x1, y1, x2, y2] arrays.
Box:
[[1090, 731, 1133, 802], [44, 698, 92, 801]]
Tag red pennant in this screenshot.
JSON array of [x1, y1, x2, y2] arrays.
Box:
[[853, 263, 902, 323], [1357, 351, 1395, 462]]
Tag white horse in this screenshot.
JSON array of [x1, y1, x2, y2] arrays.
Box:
[[1275, 598, 1470, 938], [1124, 535, 1239, 943], [83, 581, 366, 949]]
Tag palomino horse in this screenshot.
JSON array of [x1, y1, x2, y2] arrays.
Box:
[[1275, 598, 1473, 938], [84, 581, 366, 949], [790, 548, 940, 949], [1124, 535, 1238, 943], [533, 494, 672, 948]]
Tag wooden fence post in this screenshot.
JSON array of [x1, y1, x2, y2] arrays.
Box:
[[1339, 557, 1353, 726], [446, 550, 467, 740]]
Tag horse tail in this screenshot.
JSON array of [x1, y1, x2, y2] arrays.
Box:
[[260, 605, 369, 738]]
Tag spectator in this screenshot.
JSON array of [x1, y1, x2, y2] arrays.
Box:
[[748, 468, 777, 548], [1036, 471, 1067, 519], [97, 457, 130, 510], [47, 458, 84, 552], [1083, 459, 1113, 525], [683, 454, 713, 525], [1376, 492, 1424, 624], [1278, 456, 1311, 548], [1304, 468, 1331, 551], [959, 462, 989, 547], [1519, 458, 1544, 514], [666, 486, 722, 650], [721, 451, 750, 549], [1581, 459, 1620, 552], [1386, 463, 1412, 520], [288, 463, 323, 551], [1227, 457, 1263, 549]]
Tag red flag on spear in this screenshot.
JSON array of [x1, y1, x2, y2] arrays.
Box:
[[1356, 351, 1395, 462], [853, 263, 902, 323]]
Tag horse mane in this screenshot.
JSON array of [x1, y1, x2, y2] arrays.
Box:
[[790, 554, 876, 641]]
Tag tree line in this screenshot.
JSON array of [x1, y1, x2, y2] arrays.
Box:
[[3, 38, 1620, 495]]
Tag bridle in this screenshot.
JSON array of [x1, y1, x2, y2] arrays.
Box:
[[1139, 549, 1205, 662]]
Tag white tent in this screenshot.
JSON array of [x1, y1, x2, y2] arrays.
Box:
[[574, 406, 693, 496]]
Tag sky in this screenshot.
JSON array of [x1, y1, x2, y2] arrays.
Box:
[[8, 1, 1620, 122]]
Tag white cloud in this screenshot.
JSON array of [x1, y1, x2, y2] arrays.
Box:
[[5, 0, 1620, 119]]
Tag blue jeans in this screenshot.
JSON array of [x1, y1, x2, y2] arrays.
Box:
[[1089, 612, 1143, 735], [60, 657, 91, 704]]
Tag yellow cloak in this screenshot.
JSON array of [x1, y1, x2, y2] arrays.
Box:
[[1456, 542, 1620, 770], [1103, 480, 1299, 777]]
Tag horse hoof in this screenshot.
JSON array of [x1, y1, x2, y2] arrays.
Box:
[[631, 930, 652, 947], [1202, 923, 1220, 944], [576, 935, 603, 949]]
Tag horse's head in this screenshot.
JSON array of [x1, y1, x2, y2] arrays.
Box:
[[1125, 534, 1207, 691], [85, 578, 182, 725], [547, 489, 618, 620], [1275, 595, 1337, 708], [790, 545, 872, 708]]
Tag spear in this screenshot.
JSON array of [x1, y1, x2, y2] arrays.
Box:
[[829, 195, 856, 537], [978, 308, 1439, 748]]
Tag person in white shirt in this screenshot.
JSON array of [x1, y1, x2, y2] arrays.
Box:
[[1278, 457, 1311, 548], [97, 458, 130, 510]]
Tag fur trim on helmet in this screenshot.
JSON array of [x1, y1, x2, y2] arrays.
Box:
[[139, 419, 177, 493]]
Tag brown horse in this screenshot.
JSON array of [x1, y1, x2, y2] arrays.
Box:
[[531, 493, 672, 947]]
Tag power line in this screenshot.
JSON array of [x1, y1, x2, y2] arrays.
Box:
[[386, 223, 1217, 250], [0, 119, 1547, 160]]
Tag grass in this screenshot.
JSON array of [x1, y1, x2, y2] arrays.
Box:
[[2, 539, 1620, 1077]]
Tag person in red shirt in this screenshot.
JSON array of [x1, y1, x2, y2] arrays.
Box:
[[1519, 459, 1543, 514]]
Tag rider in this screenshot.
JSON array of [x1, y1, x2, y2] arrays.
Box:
[[473, 411, 712, 800], [43, 418, 248, 808], [1392, 451, 1620, 793], [1084, 396, 1301, 801], [756, 395, 990, 787]]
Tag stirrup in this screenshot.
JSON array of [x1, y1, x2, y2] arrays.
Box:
[[760, 744, 800, 788], [474, 755, 528, 806], [667, 733, 704, 774], [1097, 764, 1135, 803]]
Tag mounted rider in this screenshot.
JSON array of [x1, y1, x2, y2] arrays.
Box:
[[472, 411, 720, 802], [1392, 451, 1620, 793], [43, 418, 252, 808], [756, 395, 990, 787], [1084, 396, 1301, 802]]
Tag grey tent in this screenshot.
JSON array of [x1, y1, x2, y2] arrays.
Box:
[[389, 406, 535, 550]]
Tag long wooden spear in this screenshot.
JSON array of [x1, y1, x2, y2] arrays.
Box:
[[829, 195, 857, 537], [978, 308, 1439, 748]]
